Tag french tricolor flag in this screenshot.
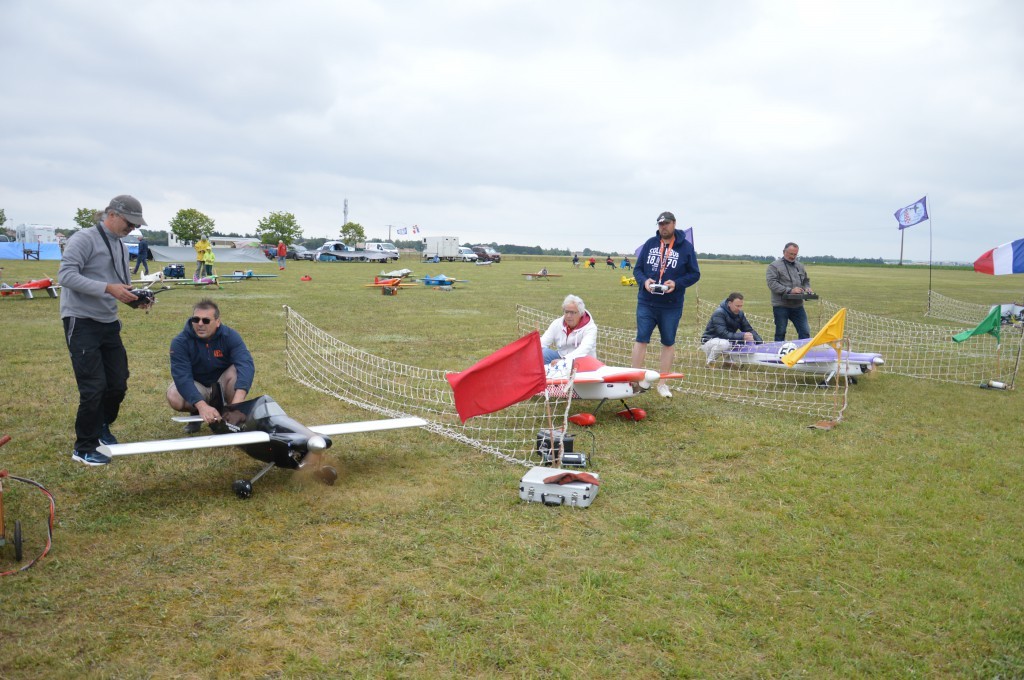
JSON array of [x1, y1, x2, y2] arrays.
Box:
[[974, 239, 1024, 275]]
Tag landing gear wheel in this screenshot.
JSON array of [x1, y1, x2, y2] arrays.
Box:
[[232, 480, 253, 499], [315, 466, 338, 486], [13, 520, 23, 562]]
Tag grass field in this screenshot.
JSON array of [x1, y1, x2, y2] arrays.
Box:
[[1, 255, 1021, 678]]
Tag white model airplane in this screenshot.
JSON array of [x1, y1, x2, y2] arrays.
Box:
[[544, 356, 684, 423], [98, 394, 426, 498]]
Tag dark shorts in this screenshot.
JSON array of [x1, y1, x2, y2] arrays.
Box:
[[636, 303, 683, 346]]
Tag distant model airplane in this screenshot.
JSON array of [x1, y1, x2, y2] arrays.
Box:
[[420, 274, 468, 287], [0, 277, 60, 300], [620, 276, 637, 286], [364, 276, 419, 288], [544, 356, 684, 422], [380, 268, 414, 279], [223, 270, 278, 280], [522, 269, 561, 280], [98, 394, 427, 498], [715, 338, 884, 383]]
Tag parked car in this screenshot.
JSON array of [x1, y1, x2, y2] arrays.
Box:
[[458, 247, 479, 262], [289, 245, 315, 260], [472, 245, 502, 263], [316, 241, 390, 262], [364, 242, 400, 261], [260, 244, 278, 259]]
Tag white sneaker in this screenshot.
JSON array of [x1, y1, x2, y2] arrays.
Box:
[[657, 383, 672, 398]]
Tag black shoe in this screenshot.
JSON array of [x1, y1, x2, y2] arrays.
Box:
[[184, 421, 202, 434], [99, 424, 117, 446], [72, 450, 111, 466]]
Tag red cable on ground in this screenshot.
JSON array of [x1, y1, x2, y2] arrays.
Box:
[[0, 469, 56, 577]]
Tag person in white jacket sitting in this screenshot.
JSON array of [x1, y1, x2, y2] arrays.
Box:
[[539, 294, 598, 365]]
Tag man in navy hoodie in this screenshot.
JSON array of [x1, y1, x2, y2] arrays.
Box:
[[631, 211, 701, 398], [166, 298, 255, 433], [701, 292, 762, 365]]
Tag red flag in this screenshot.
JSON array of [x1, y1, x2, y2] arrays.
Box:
[[446, 332, 546, 422]]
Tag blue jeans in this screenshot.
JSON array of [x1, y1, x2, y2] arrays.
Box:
[[635, 303, 684, 346], [542, 348, 562, 364], [773, 306, 810, 341]]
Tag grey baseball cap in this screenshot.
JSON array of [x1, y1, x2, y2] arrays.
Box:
[[106, 195, 148, 226], [657, 211, 675, 224]]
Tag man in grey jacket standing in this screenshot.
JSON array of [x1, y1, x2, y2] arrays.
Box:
[[58, 195, 150, 465], [766, 242, 813, 342]]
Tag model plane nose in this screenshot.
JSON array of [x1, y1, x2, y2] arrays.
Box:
[[307, 435, 328, 452], [872, 357, 885, 365]]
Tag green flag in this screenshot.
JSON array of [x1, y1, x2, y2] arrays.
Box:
[[952, 305, 1001, 344]]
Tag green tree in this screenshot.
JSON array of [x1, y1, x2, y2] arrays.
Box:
[[256, 211, 303, 245], [74, 207, 101, 230], [169, 208, 216, 245], [0, 208, 6, 228], [339, 221, 365, 245]]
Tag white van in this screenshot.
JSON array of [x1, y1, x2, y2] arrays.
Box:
[[365, 242, 399, 260]]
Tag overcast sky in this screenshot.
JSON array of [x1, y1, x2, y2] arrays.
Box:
[[2, 0, 1021, 261]]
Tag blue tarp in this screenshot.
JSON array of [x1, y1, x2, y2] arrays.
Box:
[[0, 242, 62, 260]]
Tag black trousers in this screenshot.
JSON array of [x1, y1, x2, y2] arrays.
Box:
[[63, 317, 129, 453]]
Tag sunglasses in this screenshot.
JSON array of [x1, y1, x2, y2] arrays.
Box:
[[190, 316, 214, 325]]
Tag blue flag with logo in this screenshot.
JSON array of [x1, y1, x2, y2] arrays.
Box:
[[894, 197, 929, 230]]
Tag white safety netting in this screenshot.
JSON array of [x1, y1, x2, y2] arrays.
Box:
[[926, 290, 1024, 327], [817, 299, 1022, 388], [284, 306, 577, 468], [517, 303, 849, 424]]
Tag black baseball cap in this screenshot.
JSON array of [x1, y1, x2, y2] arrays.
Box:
[[657, 211, 675, 224]]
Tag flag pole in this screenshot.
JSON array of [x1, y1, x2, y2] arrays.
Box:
[[899, 229, 905, 266], [927, 195, 933, 310]]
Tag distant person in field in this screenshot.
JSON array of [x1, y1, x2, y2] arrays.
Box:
[[539, 294, 598, 366], [572, 253, 579, 268], [587, 257, 596, 268], [701, 292, 762, 365], [167, 299, 255, 433], [276, 240, 287, 270], [132, 235, 150, 275], [193, 235, 210, 280], [606, 255, 615, 269], [621, 256, 631, 269], [766, 242, 812, 341]]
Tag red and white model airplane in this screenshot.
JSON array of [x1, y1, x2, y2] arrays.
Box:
[[0, 277, 60, 300], [544, 356, 684, 423], [98, 394, 426, 498]]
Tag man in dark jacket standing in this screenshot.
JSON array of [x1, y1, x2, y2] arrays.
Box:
[[166, 298, 255, 433], [631, 211, 701, 398], [132, 235, 150, 275], [766, 242, 813, 341], [59, 195, 150, 465], [701, 292, 762, 365]]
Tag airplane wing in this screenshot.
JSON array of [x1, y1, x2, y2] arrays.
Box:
[[309, 416, 427, 436], [98, 431, 271, 457]]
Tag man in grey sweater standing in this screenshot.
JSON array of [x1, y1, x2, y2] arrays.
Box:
[[766, 242, 813, 342], [59, 195, 151, 465]]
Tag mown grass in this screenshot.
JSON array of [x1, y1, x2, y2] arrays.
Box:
[[0, 256, 1022, 678]]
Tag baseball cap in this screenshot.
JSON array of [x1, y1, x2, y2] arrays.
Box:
[[657, 211, 675, 224], [106, 195, 148, 226]]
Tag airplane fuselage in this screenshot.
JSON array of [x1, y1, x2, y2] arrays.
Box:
[[213, 396, 331, 468]]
